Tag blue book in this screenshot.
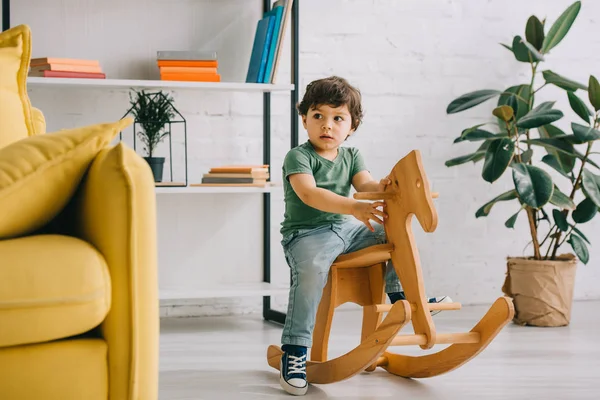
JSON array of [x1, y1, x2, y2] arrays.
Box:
[[245, 15, 274, 83], [257, 15, 276, 83], [262, 5, 284, 83]]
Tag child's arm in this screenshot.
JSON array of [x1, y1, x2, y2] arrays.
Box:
[[352, 170, 390, 192], [289, 173, 386, 231]]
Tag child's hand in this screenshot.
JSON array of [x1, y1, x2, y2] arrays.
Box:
[[378, 176, 391, 192], [351, 201, 387, 232]]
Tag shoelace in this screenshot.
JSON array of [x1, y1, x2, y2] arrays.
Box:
[[287, 354, 307, 375]]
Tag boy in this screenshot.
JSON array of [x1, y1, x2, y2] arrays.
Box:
[[278, 76, 450, 395]]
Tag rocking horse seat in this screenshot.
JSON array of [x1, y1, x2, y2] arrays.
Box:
[[332, 244, 393, 269]]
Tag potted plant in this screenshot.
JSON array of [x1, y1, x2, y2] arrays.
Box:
[[445, 1, 600, 327], [128, 89, 176, 182]]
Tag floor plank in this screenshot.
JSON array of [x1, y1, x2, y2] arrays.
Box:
[[159, 300, 600, 399]]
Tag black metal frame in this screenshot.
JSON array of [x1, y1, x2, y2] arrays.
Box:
[[262, 0, 299, 325], [2, 0, 298, 325]]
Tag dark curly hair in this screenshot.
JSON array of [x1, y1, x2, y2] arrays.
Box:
[[297, 76, 363, 131]]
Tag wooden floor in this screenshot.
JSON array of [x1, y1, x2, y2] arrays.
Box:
[[159, 300, 599, 399]]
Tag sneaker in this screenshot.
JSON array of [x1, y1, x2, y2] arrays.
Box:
[[280, 345, 308, 396], [388, 291, 453, 315]]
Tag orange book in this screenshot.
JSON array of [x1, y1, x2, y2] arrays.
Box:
[[159, 66, 218, 74], [30, 63, 103, 73], [157, 60, 218, 68], [30, 58, 100, 67], [160, 72, 221, 82], [209, 165, 269, 173]]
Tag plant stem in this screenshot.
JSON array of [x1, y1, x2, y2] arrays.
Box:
[[526, 207, 541, 259], [533, 83, 547, 94], [550, 115, 599, 259], [557, 225, 576, 248]]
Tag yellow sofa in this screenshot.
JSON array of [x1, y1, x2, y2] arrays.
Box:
[[0, 25, 159, 399]]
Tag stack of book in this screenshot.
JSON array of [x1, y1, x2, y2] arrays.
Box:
[[246, 0, 293, 83], [28, 57, 106, 79], [192, 165, 270, 187], [157, 50, 220, 82]]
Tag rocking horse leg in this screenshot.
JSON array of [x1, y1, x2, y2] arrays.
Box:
[[361, 263, 386, 372], [267, 299, 412, 384], [381, 297, 514, 378], [311, 268, 337, 362]]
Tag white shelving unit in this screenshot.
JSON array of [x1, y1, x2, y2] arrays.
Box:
[[155, 184, 281, 194], [160, 282, 289, 305], [27, 77, 294, 92]]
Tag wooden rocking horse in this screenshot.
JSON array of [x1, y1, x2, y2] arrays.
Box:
[[267, 149, 515, 384]]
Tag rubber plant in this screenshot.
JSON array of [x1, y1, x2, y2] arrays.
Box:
[[445, 1, 600, 264]]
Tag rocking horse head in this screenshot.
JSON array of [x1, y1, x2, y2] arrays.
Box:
[[385, 150, 438, 232]]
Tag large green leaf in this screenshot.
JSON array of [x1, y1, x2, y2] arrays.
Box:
[[542, 154, 575, 181], [571, 224, 591, 244], [589, 75, 600, 111], [542, 70, 588, 91], [525, 137, 599, 170], [533, 101, 556, 112], [568, 234, 589, 264], [505, 205, 525, 228], [526, 15, 545, 51], [445, 151, 487, 167], [454, 129, 496, 143], [447, 90, 502, 114], [516, 108, 563, 129], [475, 189, 519, 217], [572, 123, 600, 142], [549, 185, 576, 210], [512, 163, 554, 208], [498, 85, 532, 121], [572, 198, 598, 223], [567, 91, 592, 123], [582, 169, 600, 207], [538, 124, 575, 173], [552, 209, 569, 231], [519, 149, 534, 164], [512, 35, 544, 62], [541, 1, 581, 53], [482, 138, 515, 183]]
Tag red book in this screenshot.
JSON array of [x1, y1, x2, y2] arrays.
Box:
[[28, 70, 106, 79]]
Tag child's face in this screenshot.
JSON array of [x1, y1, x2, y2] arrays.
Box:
[[302, 104, 354, 153]]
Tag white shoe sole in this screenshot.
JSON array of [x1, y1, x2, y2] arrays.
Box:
[[280, 360, 308, 396], [430, 296, 453, 316]]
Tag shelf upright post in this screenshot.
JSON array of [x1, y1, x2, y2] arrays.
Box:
[[2, 0, 10, 32], [263, 0, 299, 325]]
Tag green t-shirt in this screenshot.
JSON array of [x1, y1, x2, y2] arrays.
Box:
[[280, 140, 368, 237]]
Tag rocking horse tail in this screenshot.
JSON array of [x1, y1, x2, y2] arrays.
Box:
[[380, 296, 514, 378]]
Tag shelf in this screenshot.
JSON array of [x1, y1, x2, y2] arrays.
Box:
[[159, 282, 289, 304], [26, 77, 294, 92], [155, 183, 281, 194]]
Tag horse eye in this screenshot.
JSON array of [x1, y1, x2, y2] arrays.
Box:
[[416, 179, 422, 188]]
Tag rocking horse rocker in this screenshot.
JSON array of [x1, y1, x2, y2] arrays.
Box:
[[267, 149, 515, 384]]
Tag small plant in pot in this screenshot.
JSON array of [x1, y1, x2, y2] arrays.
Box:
[[445, 1, 600, 327], [128, 89, 176, 182]]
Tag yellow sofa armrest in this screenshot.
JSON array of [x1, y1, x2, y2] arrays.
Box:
[[65, 143, 159, 400], [30, 107, 46, 135]]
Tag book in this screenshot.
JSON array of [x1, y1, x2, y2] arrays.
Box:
[[28, 70, 106, 79], [246, 15, 274, 83], [160, 72, 221, 82], [157, 60, 218, 68], [262, 4, 284, 83], [157, 50, 218, 60], [209, 165, 269, 174], [30, 64, 103, 74], [201, 177, 267, 184], [30, 57, 100, 67]]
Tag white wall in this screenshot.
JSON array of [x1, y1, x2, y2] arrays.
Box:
[[12, 0, 600, 317]]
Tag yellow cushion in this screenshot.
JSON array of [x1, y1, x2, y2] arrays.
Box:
[[31, 107, 46, 135], [0, 117, 133, 239], [0, 234, 111, 348], [0, 338, 108, 400], [0, 24, 35, 147]]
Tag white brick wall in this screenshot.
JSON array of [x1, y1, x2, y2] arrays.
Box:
[[11, 0, 600, 317]]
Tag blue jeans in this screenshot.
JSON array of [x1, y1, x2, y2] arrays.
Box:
[[280, 219, 402, 347]]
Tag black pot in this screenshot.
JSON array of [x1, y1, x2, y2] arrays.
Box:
[[144, 157, 165, 182]]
